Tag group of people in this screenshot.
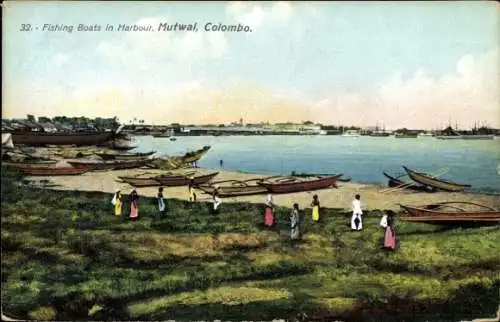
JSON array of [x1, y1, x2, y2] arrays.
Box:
[[111, 187, 166, 219], [263, 193, 397, 250], [111, 186, 397, 251]]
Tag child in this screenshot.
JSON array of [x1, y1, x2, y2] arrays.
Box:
[[350, 194, 363, 231], [264, 193, 275, 227], [157, 187, 166, 213], [311, 194, 320, 222]]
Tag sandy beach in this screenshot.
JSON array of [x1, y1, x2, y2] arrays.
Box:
[[27, 166, 500, 211]]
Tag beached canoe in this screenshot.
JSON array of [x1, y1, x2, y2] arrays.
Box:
[[400, 202, 500, 216], [95, 151, 156, 160], [156, 171, 219, 186], [3, 160, 58, 169], [383, 172, 435, 192], [196, 179, 268, 197], [67, 158, 151, 171], [258, 174, 342, 194], [402, 166, 471, 192], [13, 166, 90, 176], [399, 202, 500, 224], [120, 171, 218, 187]]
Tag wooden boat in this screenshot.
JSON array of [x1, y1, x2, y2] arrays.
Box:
[[196, 179, 268, 197], [109, 145, 137, 151], [402, 166, 471, 192], [12, 166, 90, 176], [182, 145, 210, 163], [258, 174, 342, 194], [67, 158, 152, 171], [120, 171, 218, 187], [290, 171, 351, 182], [3, 160, 58, 169], [399, 202, 500, 224], [95, 151, 156, 160], [156, 171, 218, 186], [10, 131, 115, 146], [149, 146, 211, 170], [383, 172, 435, 192]]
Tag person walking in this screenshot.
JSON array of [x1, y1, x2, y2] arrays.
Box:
[[290, 203, 301, 242], [157, 187, 166, 214], [350, 194, 363, 231], [264, 193, 275, 227], [129, 189, 139, 220], [111, 189, 122, 216], [311, 194, 320, 222]]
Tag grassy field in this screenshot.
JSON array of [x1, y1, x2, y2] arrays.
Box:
[[1, 167, 499, 321]]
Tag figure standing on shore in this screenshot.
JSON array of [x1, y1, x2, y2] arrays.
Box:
[[290, 203, 301, 241], [264, 193, 275, 227], [350, 194, 363, 231], [212, 188, 221, 214], [129, 189, 139, 220], [111, 189, 122, 216], [311, 194, 320, 222], [383, 212, 397, 250], [220, 159, 224, 168], [157, 187, 166, 214], [188, 178, 196, 202]]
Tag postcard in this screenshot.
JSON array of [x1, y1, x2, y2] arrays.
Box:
[[2, 1, 499, 321]]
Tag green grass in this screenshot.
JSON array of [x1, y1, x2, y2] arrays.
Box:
[[1, 167, 499, 321]]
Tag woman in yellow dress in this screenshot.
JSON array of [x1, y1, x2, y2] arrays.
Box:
[[188, 178, 197, 202], [112, 189, 122, 216], [311, 194, 320, 222]]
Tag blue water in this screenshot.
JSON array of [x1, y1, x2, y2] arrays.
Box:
[[131, 135, 500, 193]]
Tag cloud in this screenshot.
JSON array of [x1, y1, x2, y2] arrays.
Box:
[[225, 1, 293, 30], [95, 16, 228, 68], [309, 48, 500, 129], [51, 53, 70, 67], [4, 46, 498, 129]]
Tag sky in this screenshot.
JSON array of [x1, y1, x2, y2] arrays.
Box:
[[2, 1, 499, 129]]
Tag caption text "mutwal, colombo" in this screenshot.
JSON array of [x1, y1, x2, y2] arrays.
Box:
[[19, 22, 253, 33]]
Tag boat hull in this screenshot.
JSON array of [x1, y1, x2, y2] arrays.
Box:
[[399, 204, 500, 224], [402, 166, 471, 192], [11, 132, 114, 146], [156, 172, 219, 186], [197, 185, 268, 197], [96, 151, 155, 160], [383, 172, 435, 192], [258, 175, 342, 194], [119, 177, 162, 187], [9, 166, 90, 176], [67, 159, 151, 170], [400, 204, 500, 217]]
